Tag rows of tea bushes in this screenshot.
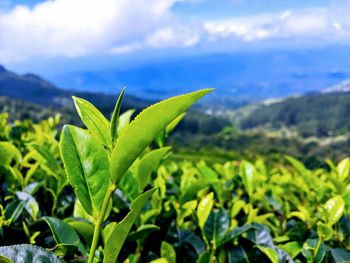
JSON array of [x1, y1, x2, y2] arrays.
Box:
[[0, 90, 350, 263]]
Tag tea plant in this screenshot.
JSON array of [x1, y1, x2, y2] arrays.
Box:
[[1, 88, 350, 263], [0, 88, 212, 262]]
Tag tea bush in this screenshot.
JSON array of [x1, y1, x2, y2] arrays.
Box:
[[0, 89, 350, 263]]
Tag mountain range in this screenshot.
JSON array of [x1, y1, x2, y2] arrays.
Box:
[[38, 46, 350, 107], [3, 63, 350, 138], [0, 65, 228, 134], [0, 65, 149, 112]]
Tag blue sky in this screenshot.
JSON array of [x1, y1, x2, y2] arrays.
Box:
[[3, 0, 332, 16], [1, 0, 350, 97], [1, 0, 348, 66], [172, 0, 331, 18]]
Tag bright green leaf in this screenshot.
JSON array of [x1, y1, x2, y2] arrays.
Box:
[[110, 88, 125, 143], [31, 144, 61, 172], [257, 246, 279, 263], [104, 189, 156, 263], [165, 113, 186, 135], [240, 161, 254, 197], [317, 222, 333, 241], [285, 156, 308, 175], [136, 147, 171, 191], [72, 96, 112, 148], [109, 89, 213, 184], [324, 195, 345, 226], [73, 199, 93, 222], [0, 142, 21, 166], [43, 216, 85, 254], [60, 125, 109, 217], [117, 109, 135, 136], [336, 158, 350, 181], [278, 242, 302, 259], [0, 255, 13, 263], [161, 241, 176, 263], [197, 192, 214, 228], [150, 259, 168, 263]]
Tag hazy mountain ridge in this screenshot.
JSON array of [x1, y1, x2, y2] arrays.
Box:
[[0, 65, 150, 111], [237, 91, 350, 137], [48, 47, 350, 103], [0, 65, 228, 134]]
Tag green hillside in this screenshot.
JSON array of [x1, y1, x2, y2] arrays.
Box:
[[239, 92, 350, 137]]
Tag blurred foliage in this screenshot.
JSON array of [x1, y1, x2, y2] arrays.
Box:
[[170, 128, 350, 169], [0, 111, 350, 262]]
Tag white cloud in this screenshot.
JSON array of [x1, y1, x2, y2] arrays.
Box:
[[0, 0, 194, 61], [0, 0, 350, 63], [146, 25, 202, 48], [204, 8, 350, 43]]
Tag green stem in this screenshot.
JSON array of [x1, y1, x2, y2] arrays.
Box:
[[88, 184, 116, 263], [313, 237, 322, 262]]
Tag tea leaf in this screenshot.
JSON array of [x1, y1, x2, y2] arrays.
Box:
[[336, 158, 350, 181], [110, 88, 125, 143], [324, 195, 345, 226], [317, 222, 333, 241], [43, 216, 85, 254], [136, 147, 171, 191], [73, 96, 112, 148], [104, 189, 156, 263], [197, 192, 214, 229], [161, 241, 176, 263], [60, 125, 109, 217], [203, 208, 229, 247], [0, 142, 21, 166], [257, 246, 279, 263], [0, 244, 64, 263], [110, 89, 213, 184]]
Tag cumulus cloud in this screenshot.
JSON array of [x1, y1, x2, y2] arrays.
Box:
[[204, 8, 349, 43], [0, 0, 195, 62], [0, 0, 350, 63]]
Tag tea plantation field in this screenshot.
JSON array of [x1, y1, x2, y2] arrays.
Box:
[[0, 90, 350, 263]]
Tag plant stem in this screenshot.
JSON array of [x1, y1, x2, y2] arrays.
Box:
[[314, 237, 322, 262], [88, 184, 116, 263]]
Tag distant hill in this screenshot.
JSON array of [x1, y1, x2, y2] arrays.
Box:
[[239, 92, 350, 137], [51, 46, 350, 103], [0, 65, 149, 112], [0, 65, 228, 134]]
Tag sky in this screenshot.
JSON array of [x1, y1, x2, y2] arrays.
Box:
[[0, 0, 350, 98]]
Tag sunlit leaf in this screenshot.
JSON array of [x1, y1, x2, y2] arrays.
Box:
[[109, 89, 213, 184], [110, 87, 125, 143], [324, 195, 345, 226], [104, 189, 156, 263], [197, 192, 214, 229], [136, 147, 171, 191], [72, 96, 112, 148], [60, 125, 109, 217]]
